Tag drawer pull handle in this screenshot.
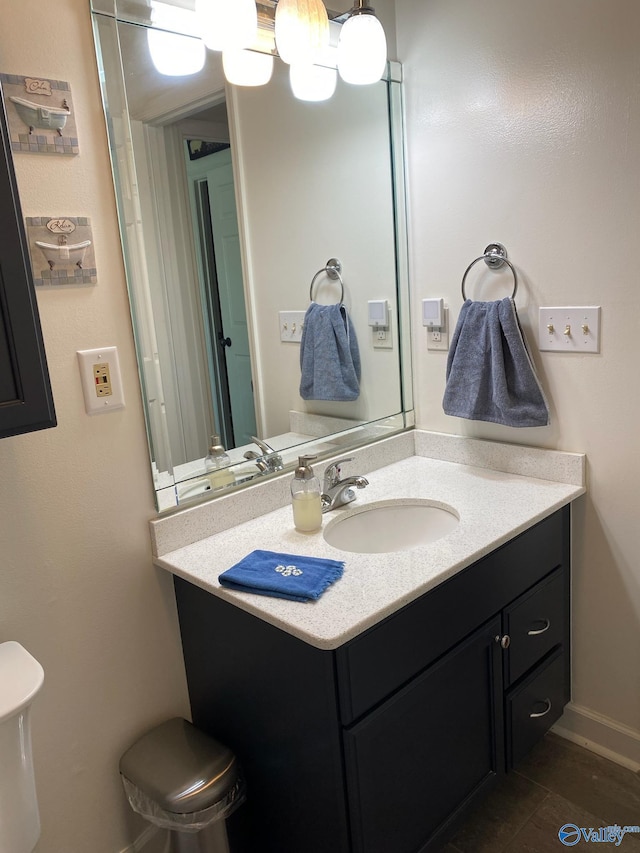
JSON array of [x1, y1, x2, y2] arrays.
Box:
[[495, 634, 511, 649], [527, 619, 551, 636], [529, 698, 552, 719]]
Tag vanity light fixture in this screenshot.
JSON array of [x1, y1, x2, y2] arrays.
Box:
[[289, 62, 337, 101], [147, 0, 387, 92], [147, 1, 205, 76], [275, 0, 330, 66], [195, 0, 258, 51], [337, 0, 387, 85]]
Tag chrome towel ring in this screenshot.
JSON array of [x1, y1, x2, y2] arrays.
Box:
[[461, 243, 518, 301], [309, 258, 344, 304]]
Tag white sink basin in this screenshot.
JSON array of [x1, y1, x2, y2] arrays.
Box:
[[323, 500, 459, 554]]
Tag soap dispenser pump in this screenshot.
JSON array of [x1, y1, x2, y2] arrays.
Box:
[[204, 435, 235, 490], [291, 455, 322, 533]]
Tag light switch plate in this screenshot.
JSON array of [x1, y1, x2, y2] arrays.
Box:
[[538, 306, 601, 353], [77, 346, 125, 414], [279, 311, 306, 343]]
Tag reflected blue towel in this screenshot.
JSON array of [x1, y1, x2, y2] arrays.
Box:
[[299, 303, 361, 401], [443, 298, 550, 428], [218, 550, 345, 602]]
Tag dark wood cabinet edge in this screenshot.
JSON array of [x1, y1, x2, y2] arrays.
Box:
[[0, 83, 56, 438]]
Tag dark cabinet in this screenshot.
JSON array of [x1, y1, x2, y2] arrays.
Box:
[[0, 86, 55, 438], [344, 617, 504, 853], [174, 505, 570, 853]]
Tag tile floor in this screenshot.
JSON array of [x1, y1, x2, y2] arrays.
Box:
[[440, 733, 640, 851]]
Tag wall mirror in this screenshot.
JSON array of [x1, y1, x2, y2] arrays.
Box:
[[91, 0, 413, 511]]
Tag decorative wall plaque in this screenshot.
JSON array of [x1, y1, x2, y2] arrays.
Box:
[[26, 217, 96, 286], [1, 74, 79, 155]]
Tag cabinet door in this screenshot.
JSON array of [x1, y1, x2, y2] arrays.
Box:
[[0, 87, 55, 438], [344, 617, 504, 853]]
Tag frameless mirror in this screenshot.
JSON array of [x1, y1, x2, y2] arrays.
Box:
[[91, 0, 413, 511]]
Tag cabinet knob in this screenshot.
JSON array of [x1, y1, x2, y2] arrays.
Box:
[[527, 618, 551, 636], [529, 697, 552, 719], [495, 634, 511, 649]]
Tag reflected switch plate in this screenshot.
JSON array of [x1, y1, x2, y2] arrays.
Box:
[[279, 311, 306, 343]]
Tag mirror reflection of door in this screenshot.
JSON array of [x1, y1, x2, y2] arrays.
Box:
[[186, 140, 257, 450]]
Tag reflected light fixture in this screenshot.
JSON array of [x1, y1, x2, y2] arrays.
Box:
[[147, 2, 205, 76], [195, 0, 258, 51], [223, 49, 274, 86], [275, 0, 330, 66], [337, 0, 387, 85], [290, 62, 337, 101]]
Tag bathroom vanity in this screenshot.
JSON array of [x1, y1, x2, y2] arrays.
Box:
[[153, 439, 584, 853]]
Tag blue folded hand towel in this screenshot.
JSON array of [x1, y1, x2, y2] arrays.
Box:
[[443, 297, 550, 428], [299, 303, 361, 401], [218, 550, 345, 602]]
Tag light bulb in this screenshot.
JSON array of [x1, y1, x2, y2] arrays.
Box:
[[275, 0, 329, 66], [147, 29, 206, 76], [223, 49, 274, 86], [196, 0, 257, 51], [337, 12, 387, 85], [290, 63, 337, 102]]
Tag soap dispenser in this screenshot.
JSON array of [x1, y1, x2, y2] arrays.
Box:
[[291, 455, 322, 533], [204, 435, 235, 490]]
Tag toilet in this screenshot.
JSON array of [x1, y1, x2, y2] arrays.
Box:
[[0, 641, 44, 853]]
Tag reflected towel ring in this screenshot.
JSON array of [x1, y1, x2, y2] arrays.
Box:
[[461, 243, 518, 301], [310, 258, 345, 304]]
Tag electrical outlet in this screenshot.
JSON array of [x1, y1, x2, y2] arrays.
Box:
[[373, 325, 393, 349], [93, 362, 113, 397], [427, 308, 449, 351], [77, 346, 125, 414]]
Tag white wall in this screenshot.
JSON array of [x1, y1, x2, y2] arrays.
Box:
[[0, 3, 190, 852], [396, 0, 640, 754]]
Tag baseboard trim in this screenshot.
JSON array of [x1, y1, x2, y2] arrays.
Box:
[[552, 702, 640, 773]]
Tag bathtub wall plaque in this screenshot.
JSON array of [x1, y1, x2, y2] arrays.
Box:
[[26, 217, 96, 286], [0, 74, 79, 155]]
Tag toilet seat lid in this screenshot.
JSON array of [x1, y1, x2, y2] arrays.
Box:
[[0, 642, 44, 723]]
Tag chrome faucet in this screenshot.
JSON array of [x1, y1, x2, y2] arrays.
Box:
[[321, 457, 369, 512], [243, 436, 283, 473]]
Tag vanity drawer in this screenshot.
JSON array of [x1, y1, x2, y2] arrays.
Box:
[[506, 649, 565, 769], [336, 510, 567, 724], [504, 567, 565, 686]]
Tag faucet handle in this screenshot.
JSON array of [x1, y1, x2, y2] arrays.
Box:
[[250, 435, 275, 454], [323, 456, 354, 488]]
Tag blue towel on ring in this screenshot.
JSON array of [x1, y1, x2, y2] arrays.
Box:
[[218, 550, 345, 602], [443, 298, 550, 428], [299, 303, 361, 401]]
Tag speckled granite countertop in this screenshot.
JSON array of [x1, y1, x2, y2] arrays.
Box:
[[154, 452, 585, 650]]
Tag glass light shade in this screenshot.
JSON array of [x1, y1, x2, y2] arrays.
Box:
[[337, 12, 387, 85], [275, 0, 329, 66], [147, 29, 206, 76], [196, 0, 257, 51], [223, 49, 274, 86], [290, 63, 337, 101]]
